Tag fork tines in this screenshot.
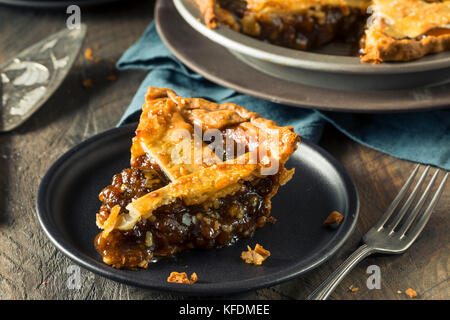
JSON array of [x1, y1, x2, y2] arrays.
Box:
[[375, 164, 448, 239]]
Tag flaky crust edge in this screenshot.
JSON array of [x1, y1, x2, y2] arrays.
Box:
[[361, 28, 450, 63], [194, 0, 240, 30]]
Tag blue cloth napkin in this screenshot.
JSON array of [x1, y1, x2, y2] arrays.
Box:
[[117, 22, 450, 170]]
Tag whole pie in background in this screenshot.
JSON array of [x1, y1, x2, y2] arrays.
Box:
[[95, 86, 300, 269], [195, 0, 450, 63]]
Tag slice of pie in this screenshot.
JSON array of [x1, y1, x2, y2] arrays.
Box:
[[196, 0, 450, 62], [95, 87, 300, 268], [196, 0, 370, 50], [360, 0, 450, 63]]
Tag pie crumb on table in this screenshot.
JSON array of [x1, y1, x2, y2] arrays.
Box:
[[405, 288, 418, 298]]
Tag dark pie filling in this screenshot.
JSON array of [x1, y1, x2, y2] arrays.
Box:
[[95, 156, 169, 227], [95, 155, 278, 269], [218, 0, 368, 50], [250, 7, 368, 50]]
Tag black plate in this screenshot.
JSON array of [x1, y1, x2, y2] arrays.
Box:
[[36, 123, 359, 295]]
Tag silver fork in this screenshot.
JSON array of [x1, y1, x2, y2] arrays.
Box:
[[307, 165, 448, 300]]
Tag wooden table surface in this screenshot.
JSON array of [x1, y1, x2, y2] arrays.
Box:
[[0, 0, 448, 300]]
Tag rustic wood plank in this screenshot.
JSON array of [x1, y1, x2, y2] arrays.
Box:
[[0, 2, 448, 300]]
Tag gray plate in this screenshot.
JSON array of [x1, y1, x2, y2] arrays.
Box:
[[173, 0, 450, 91], [157, 0, 450, 112]]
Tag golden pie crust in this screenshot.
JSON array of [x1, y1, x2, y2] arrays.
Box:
[[361, 0, 450, 63]]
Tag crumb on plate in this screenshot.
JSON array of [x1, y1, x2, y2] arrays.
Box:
[[167, 272, 198, 284], [241, 244, 270, 265], [323, 211, 344, 226]]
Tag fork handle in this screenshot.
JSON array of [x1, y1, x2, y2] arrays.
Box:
[[306, 244, 374, 300]]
